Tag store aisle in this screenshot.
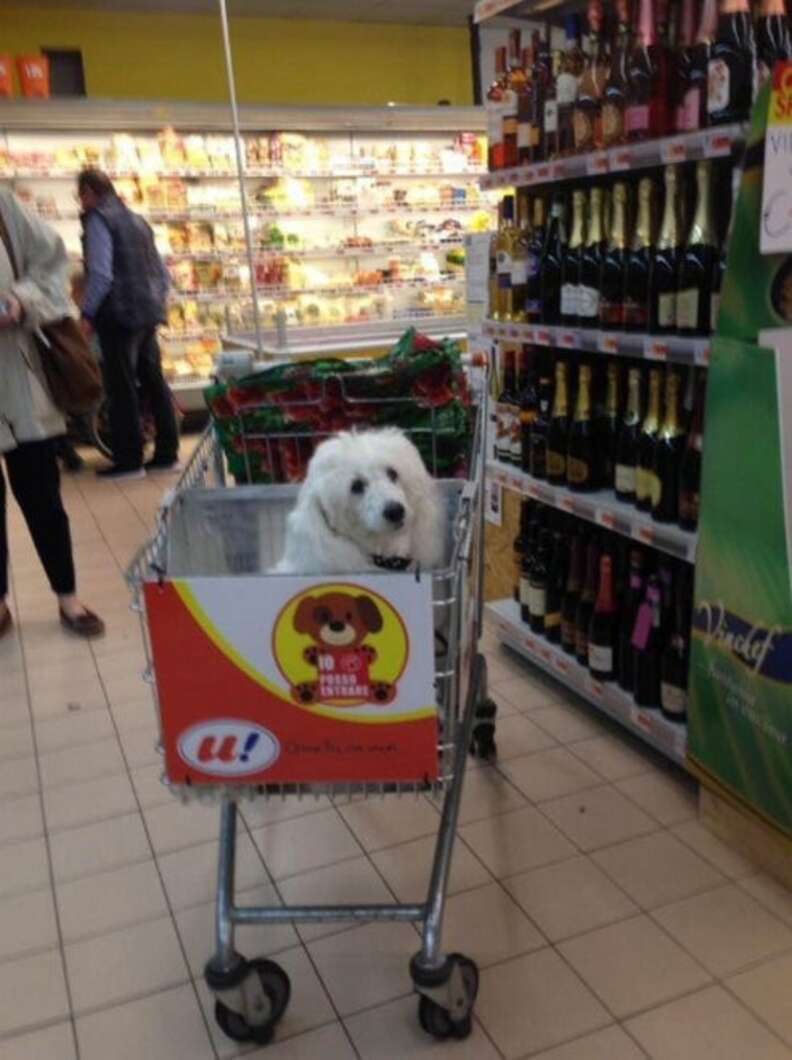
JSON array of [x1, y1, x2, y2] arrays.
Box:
[[1, 448, 791, 1060]]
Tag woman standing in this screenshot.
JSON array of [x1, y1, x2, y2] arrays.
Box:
[[0, 189, 104, 639]]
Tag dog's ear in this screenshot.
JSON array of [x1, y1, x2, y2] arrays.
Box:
[[294, 596, 318, 634], [356, 595, 383, 633]]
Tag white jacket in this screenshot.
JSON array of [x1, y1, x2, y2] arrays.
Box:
[[0, 190, 71, 454]]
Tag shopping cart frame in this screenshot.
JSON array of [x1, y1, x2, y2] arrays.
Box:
[[126, 361, 494, 1046]]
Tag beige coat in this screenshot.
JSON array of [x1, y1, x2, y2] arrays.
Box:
[[0, 190, 72, 454]]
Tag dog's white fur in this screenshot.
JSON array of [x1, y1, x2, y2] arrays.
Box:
[[274, 428, 445, 574]]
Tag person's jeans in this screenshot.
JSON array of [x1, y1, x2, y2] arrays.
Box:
[[0, 438, 76, 598], [95, 318, 180, 469]]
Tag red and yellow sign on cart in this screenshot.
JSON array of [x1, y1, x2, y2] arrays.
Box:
[[144, 573, 439, 785]]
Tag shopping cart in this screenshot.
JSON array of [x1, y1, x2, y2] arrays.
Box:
[[126, 360, 495, 1046]]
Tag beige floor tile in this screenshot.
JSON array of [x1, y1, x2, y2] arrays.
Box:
[[143, 799, 224, 855], [109, 695, 159, 733], [626, 984, 792, 1060], [569, 734, 656, 781], [0, 696, 30, 728], [593, 831, 726, 909], [530, 703, 606, 743], [43, 772, 137, 832], [0, 837, 50, 900], [0, 794, 44, 846], [492, 673, 564, 713], [66, 915, 189, 1013], [0, 888, 58, 962], [460, 805, 575, 879], [175, 882, 298, 975], [158, 831, 265, 911], [371, 834, 492, 902], [0, 723, 34, 764], [559, 914, 711, 1019], [0, 949, 70, 1037], [76, 983, 214, 1060], [0, 1021, 76, 1060], [500, 747, 602, 803], [505, 854, 638, 943], [529, 1025, 647, 1060], [252, 808, 361, 880], [337, 795, 438, 852], [488, 713, 558, 759], [540, 785, 658, 852], [38, 738, 126, 789], [476, 947, 610, 1059], [28, 680, 108, 721], [438, 764, 527, 825], [672, 820, 757, 880], [345, 995, 501, 1060], [240, 794, 332, 830], [57, 858, 168, 943], [118, 724, 162, 768], [50, 812, 151, 884], [279, 856, 392, 942], [130, 764, 172, 809], [653, 883, 792, 977], [616, 770, 698, 826], [727, 951, 792, 1046], [441, 881, 544, 967], [248, 1023, 356, 1060], [34, 708, 115, 753], [0, 757, 38, 800], [308, 920, 417, 1016], [740, 873, 792, 928]]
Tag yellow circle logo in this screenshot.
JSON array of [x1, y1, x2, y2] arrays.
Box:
[[272, 583, 409, 709]]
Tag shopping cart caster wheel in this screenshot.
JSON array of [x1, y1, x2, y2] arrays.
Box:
[[414, 954, 479, 1041], [470, 698, 497, 759], [213, 958, 291, 1045]]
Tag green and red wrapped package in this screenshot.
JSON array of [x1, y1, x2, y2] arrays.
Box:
[[205, 329, 472, 484]]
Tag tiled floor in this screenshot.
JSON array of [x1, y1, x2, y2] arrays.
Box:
[[1, 441, 792, 1060]]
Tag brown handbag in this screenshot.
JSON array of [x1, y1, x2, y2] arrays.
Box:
[[0, 210, 103, 415]]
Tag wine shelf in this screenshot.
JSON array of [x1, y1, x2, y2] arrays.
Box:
[[483, 318, 711, 367], [479, 123, 747, 191], [487, 459, 698, 563], [485, 598, 688, 767]]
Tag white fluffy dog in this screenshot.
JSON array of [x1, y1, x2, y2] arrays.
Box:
[[274, 428, 445, 574]]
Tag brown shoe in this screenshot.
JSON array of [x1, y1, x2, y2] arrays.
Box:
[[0, 605, 12, 639], [59, 607, 105, 639]]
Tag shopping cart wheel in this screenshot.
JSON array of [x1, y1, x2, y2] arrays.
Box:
[[470, 697, 497, 760], [213, 958, 291, 1045], [415, 954, 479, 1041]]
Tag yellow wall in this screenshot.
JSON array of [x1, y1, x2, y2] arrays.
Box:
[[0, 7, 473, 107]]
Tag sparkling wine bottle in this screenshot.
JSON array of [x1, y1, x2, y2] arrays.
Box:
[[579, 186, 607, 325], [651, 368, 686, 522], [561, 188, 586, 326], [574, 0, 609, 152], [632, 574, 663, 708], [624, 176, 656, 332], [529, 356, 554, 479], [677, 159, 717, 336], [678, 369, 706, 529], [603, 0, 632, 145], [567, 362, 597, 492], [557, 16, 585, 157], [660, 568, 692, 723], [575, 537, 601, 665], [649, 165, 682, 335], [756, 0, 792, 89], [540, 194, 567, 324], [546, 358, 571, 484], [615, 365, 643, 502], [486, 46, 509, 170], [618, 547, 645, 691], [561, 530, 585, 654], [636, 366, 662, 511], [674, 0, 700, 131], [588, 553, 618, 680], [526, 196, 546, 324], [688, 0, 720, 130], [600, 181, 629, 329], [625, 0, 671, 140], [707, 0, 756, 126]]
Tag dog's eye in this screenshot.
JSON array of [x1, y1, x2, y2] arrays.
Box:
[[386, 466, 398, 482], [350, 478, 366, 495]]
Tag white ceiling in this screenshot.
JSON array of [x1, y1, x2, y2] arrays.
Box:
[[19, 0, 474, 25]]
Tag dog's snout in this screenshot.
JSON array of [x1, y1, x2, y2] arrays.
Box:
[[383, 501, 405, 525], [328, 619, 346, 633]]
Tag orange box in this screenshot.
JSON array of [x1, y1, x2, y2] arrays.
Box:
[[0, 55, 13, 97], [17, 55, 50, 99]]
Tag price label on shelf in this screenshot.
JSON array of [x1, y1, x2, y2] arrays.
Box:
[[661, 139, 687, 164], [630, 706, 653, 735], [588, 678, 604, 700], [522, 167, 536, 184], [609, 148, 632, 170], [633, 524, 655, 546], [535, 328, 553, 346], [598, 332, 619, 354], [597, 509, 616, 530], [644, 338, 668, 360], [696, 342, 711, 365], [508, 472, 523, 492], [586, 152, 609, 176], [553, 654, 569, 674], [551, 162, 566, 180], [507, 326, 521, 339], [559, 496, 575, 514], [526, 482, 542, 501], [705, 131, 733, 157], [535, 165, 551, 181], [558, 330, 581, 349]]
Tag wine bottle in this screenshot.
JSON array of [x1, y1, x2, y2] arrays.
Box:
[[531, 28, 553, 162], [510, 196, 532, 323], [495, 346, 518, 464], [517, 43, 536, 166], [567, 362, 597, 492], [618, 547, 645, 691], [540, 195, 567, 324], [575, 537, 601, 666], [625, 0, 670, 140], [649, 166, 682, 335], [545, 530, 568, 643], [546, 359, 571, 485], [502, 29, 524, 169], [688, 0, 720, 130], [561, 530, 585, 654], [624, 177, 656, 332], [711, 163, 741, 332], [574, 0, 608, 153], [674, 0, 700, 131], [514, 499, 531, 601], [520, 348, 539, 472], [632, 575, 663, 708], [589, 553, 617, 680], [519, 504, 543, 622], [600, 181, 629, 329], [526, 196, 546, 324], [486, 46, 509, 171], [757, 0, 792, 89], [488, 200, 501, 318], [529, 356, 554, 479], [678, 370, 705, 529], [660, 569, 692, 722], [677, 160, 717, 336], [651, 368, 686, 522], [561, 189, 586, 326], [510, 346, 530, 465], [636, 366, 662, 511], [599, 360, 621, 491], [558, 16, 585, 157], [615, 365, 642, 502], [708, 0, 756, 125], [603, 0, 632, 146], [543, 50, 562, 160], [579, 186, 607, 325], [496, 194, 517, 321], [529, 529, 553, 633]]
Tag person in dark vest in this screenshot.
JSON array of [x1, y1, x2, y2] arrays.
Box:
[[77, 169, 179, 479]]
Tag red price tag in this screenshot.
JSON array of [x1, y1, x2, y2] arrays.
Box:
[[705, 132, 732, 157], [536, 328, 552, 345], [536, 165, 550, 181], [697, 342, 711, 365], [645, 339, 668, 360], [508, 326, 520, 339], [598, 510, 616, 529], [599, 332, 618, 353], [522, 167, 536, 184], [631, 706, 652, 733], [634, 525, 654, 545], [553, 655, 567, 673], [586, 152, 609, 175], [558, 330, 581, 349], [559, 496, 575, 513], [524, 636, 536, 651], [610, 148, 631, 170], [589, 679, 603, 699], [661, 139, 687, 163], [526, 482, 541, 500], [552, 162, 566, 179]]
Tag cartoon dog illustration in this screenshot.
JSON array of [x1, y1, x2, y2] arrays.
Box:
[[291, 591, 397, 706]]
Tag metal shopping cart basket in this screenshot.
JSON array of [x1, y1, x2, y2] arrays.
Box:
[[126, 359, 495, 1046]]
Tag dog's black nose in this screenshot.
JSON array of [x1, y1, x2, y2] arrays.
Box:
[[383, 501, 405, 525], [329, 620, 346, 633]]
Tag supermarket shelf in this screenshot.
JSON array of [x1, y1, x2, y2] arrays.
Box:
[[3, 166, 485, 181], [484, 318, 710, 367], [487, 459, 698, 563], [164, 239, 465, 263], [226, 314, 469, 355], [479, 123, 746, 191], [485, 598, 687, 767], [171, 276, 464, 303]]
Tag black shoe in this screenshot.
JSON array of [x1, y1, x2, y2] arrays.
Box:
[[61, 449, 85, 473], [96, 465, 146, 481], [144, 456, 182, 472]]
